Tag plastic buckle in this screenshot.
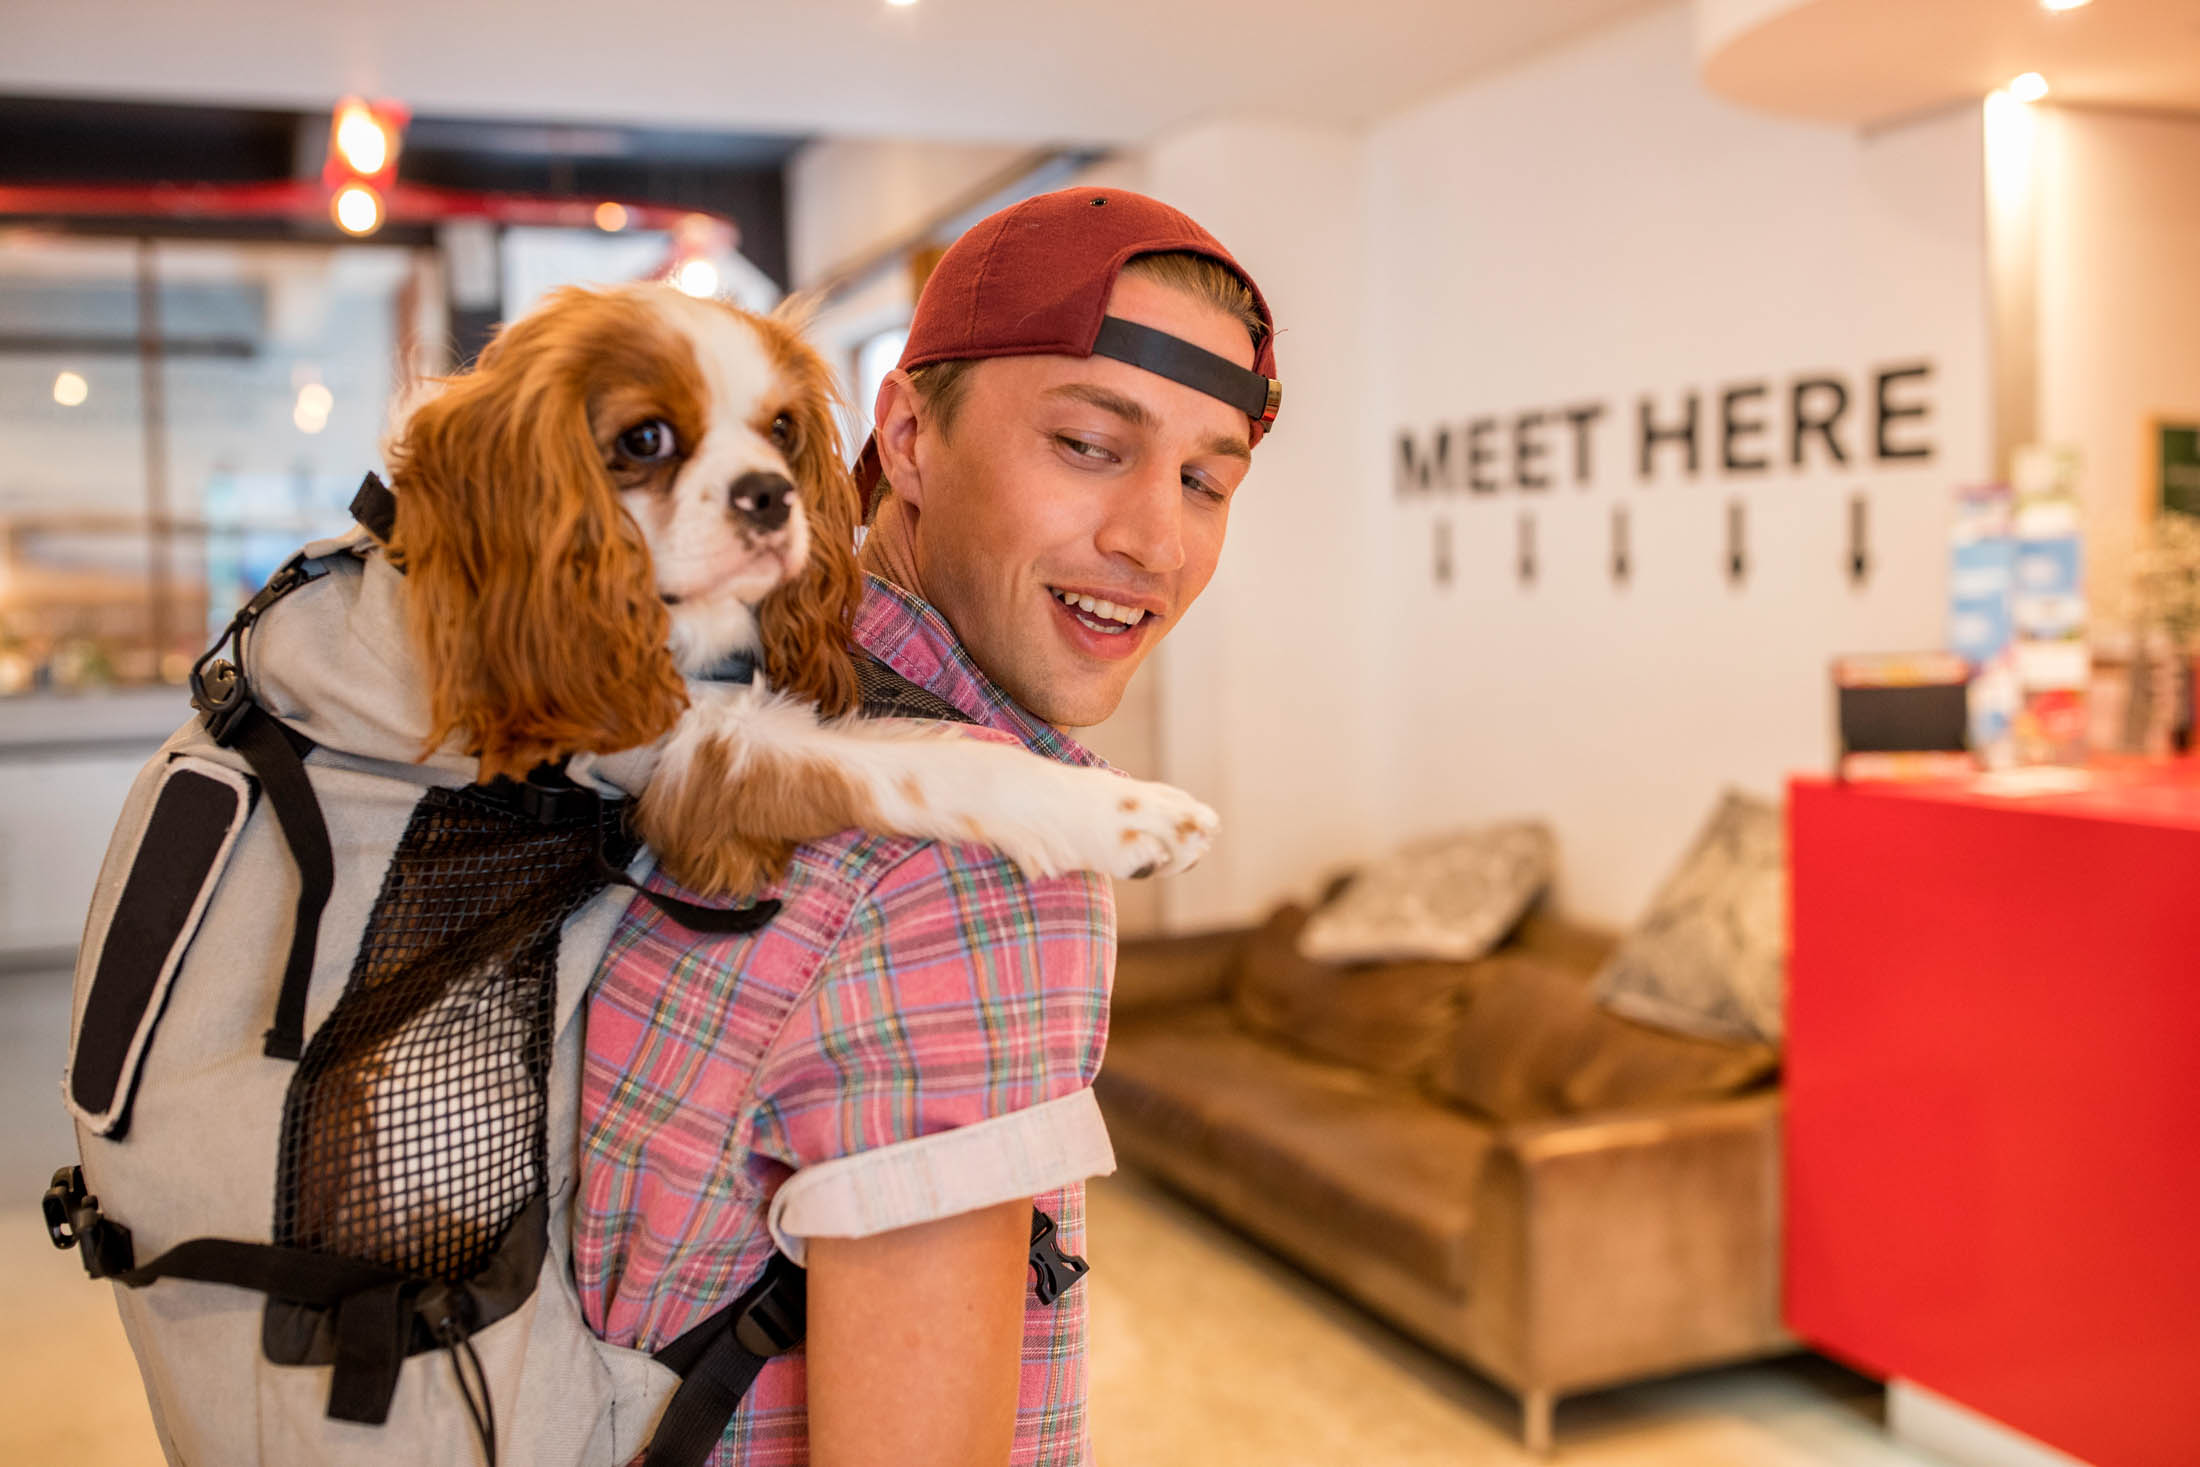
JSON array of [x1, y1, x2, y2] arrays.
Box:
[[732, 1258, 807, 1357], [191, 658, 254, 746], [43, 1165, 133, 1279], [505, 765, 610, 826], [1028, 1208, 1089, 1307], [41, 1165, 80, 1250]]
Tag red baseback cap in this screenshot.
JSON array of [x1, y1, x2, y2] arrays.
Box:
[[856, 186, 1279, 503]]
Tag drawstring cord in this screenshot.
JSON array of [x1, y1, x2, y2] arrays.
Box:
[[427, 1295, 498, 1465]]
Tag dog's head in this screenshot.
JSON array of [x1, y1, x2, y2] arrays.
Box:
[[385, 284, 861, 780]]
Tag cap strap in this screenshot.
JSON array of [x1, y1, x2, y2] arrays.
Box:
[[1090, 317, 1280, 429]]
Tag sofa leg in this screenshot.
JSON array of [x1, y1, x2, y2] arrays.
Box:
[[1520, 1388, 1555, 1456]]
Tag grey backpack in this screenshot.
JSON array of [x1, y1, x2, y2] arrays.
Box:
[[44, 481, 1086, 1466]]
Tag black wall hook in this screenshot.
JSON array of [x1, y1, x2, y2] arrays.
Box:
[[1848, 492, 1871, 587]]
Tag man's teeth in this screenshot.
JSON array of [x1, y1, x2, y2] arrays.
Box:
[[1051, 588, 1148, 629]]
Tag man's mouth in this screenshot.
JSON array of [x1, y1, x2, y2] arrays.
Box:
[[1049, 586, 1154, 636]]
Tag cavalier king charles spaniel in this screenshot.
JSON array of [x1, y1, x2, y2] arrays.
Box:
[[380, 282, 1216, 892]]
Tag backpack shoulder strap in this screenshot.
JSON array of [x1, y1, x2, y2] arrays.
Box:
[[187, 551, 338, 1061], [638, 1207, 1086, 1467], [853, 652, 974, 725]]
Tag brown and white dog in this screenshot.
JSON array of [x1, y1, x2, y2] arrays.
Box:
[[382, 282, 1217, 891]]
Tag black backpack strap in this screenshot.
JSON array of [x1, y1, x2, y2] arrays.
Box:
[[639, 1207, 1086, 1467], [642, 1250, 807, 1467], [477, 766, 782, 937], [188, 554, 336, 1061], [231, 706, 332, 1061], [853, 651, 974, 725], [350, 470, 398, 543]]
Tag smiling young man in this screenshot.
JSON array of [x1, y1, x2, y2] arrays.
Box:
[[575, 188, 1279, 1467]]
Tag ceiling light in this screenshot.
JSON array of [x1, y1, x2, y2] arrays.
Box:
[[333, 99, 394, 176], [52, 370, 88, 407], [674, 259, 720, 298], [886, 0, 918, 7], [594, 201, 629, 232], [332, 183, 384, 235], [2009, 72, 2050, 103], [2039, 0, 2090, 11]]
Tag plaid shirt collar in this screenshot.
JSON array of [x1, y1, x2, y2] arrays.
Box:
[[853, 575, 1104, 771]]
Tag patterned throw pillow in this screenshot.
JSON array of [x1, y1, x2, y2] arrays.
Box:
[[1294, 822, 1555, 964], [1592, 789, 1787, 1046]]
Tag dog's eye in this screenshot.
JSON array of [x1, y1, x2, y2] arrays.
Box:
[[768, 413, 795, 451], [617, 419, 677, 462]]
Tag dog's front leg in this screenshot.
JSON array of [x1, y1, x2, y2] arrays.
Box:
[[634, 685, 1218, 895]]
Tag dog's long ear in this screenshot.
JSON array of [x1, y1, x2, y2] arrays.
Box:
[[384, 305, 688, 779], [756, 316, 862, 718]]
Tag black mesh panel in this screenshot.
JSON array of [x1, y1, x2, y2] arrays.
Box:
[[273, 785, 633, 1283]]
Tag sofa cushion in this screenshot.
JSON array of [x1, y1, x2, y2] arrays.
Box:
[[1429, 955, 1779, 1123], [1229, 904, 1475, 1079], [1099, 1006, 1492, 1295], [1296, 821, 1555, 963], [1593, 788, 1787, 1045]]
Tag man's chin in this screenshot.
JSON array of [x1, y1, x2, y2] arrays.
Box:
[[1012, 659, 1136, 731]]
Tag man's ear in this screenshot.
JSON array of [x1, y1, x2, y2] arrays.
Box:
[[872, 369, 927, 510]]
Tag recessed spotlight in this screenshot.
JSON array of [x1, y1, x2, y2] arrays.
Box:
[[2039, 0, 2090, 12], [2009, 72, 2050, 103], [53, 370, 88, 406], [886, 0, 918, 8]]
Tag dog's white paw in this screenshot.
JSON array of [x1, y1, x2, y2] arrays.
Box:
[[1101, 778, 1218, 879]]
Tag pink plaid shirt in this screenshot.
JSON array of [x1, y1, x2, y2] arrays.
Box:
[[574, 576, 1117, 1466]]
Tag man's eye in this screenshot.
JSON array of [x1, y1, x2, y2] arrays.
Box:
[[616, 419, 677, 462], [769, 412, 796, 451], [1056, 435, 1114, 462], [1184, 473, 1227, 503]]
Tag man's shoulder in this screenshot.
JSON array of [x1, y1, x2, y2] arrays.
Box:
[[790, 826, 1111, 926]]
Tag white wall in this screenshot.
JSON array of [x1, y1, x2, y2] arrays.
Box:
[[1103, 121, 1389, 932], [1365, 4, 1991, 924], [788, 138, 1038, 290], [1112, 4, 1993, 930], [2035, 106, 2200, 620]]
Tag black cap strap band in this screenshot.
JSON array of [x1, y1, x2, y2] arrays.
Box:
[[1090, 316, 1281, 429]]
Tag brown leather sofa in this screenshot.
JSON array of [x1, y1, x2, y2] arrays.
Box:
[[1095, 904, 1791, 1453]]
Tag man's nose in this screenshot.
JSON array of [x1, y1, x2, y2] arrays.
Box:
[[1094, 465, 1185, 573], [729, 471, 795, 533]]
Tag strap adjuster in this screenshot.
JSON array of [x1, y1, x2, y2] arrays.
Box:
[[731, 1254, 807, 1357], [1028, 1208, 1089, 1306], [42, 1165, 135, 1280], [191, 658, 253, 745], [189, 556, 328, 747]]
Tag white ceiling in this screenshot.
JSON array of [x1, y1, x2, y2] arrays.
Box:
[[1701, 0, 2200, 126], [0, 0, 1660, 145]]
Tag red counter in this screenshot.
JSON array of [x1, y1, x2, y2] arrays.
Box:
[[1786, 763, 2200, 1467]]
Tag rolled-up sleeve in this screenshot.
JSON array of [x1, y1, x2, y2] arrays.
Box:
[[750, 842, 1116, 1263]]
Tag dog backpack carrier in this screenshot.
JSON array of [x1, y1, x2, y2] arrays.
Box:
[[42, 479, 1092, 1466]]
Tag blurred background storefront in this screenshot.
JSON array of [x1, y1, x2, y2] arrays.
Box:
[[5, 2, 2197, 1465]]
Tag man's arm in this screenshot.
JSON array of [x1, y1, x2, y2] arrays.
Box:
[[805, 1197, 1034, 1467]]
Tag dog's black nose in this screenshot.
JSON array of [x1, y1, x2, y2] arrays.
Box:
[[729, 472, 795, 533]]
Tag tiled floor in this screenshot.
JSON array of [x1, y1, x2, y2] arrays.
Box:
[[2, 967, 1932, 1465]]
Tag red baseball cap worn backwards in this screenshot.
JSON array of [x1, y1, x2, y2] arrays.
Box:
[[854, 186, 1281, 504]]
